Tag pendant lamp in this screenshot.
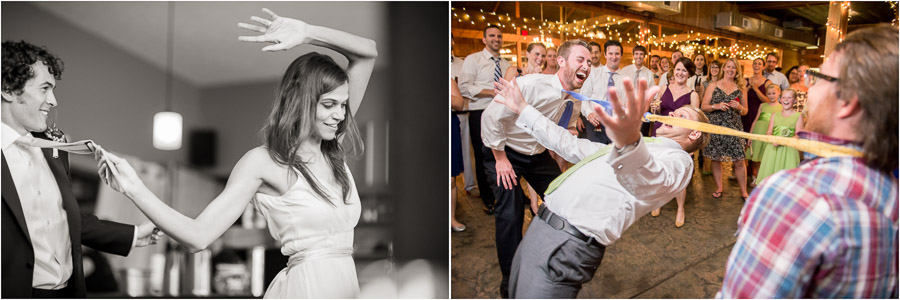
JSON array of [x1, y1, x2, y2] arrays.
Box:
[[153, 2, 182, 150]]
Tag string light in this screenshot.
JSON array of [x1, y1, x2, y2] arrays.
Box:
[[889, 1, 899, 27], [825, 1, 850, 42], [451, 5, 781, 59]]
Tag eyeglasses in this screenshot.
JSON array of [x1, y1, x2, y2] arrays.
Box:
[[806, 69, 838, 83]]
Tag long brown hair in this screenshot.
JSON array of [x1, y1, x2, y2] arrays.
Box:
[[262, 53, 364, 204]]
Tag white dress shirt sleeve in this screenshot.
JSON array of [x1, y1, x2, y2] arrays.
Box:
[[605, 139, 693, 204], [480, 100, 514, 151], [131, 226, 139, 249], [515, 105, 605, 163], [458, 56, 481, 100]]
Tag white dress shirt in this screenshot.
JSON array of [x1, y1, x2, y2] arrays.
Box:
[[481, 73, 569, 155], [515, 106, 693, 245], [1, 123, 138, 289], [620, 64, 656, 89], [458, 48, 511, 111], [580, 65, 628, 118], [763, 70, 790, 91], [1, 123, 73, 289], [451, 55, 464, 82]]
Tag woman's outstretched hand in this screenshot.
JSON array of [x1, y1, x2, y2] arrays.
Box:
[[238, 8, 310, 51], [96, 149, 144, 197]]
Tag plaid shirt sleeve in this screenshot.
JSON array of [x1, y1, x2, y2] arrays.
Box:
[[717, 169, 837, 298], [719, 147, 899, 299]]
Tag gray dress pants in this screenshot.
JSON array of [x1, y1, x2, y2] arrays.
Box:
[[509, 214, 606, 298]]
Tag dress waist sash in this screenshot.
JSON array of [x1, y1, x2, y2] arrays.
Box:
[[286, 247, 354, 268]]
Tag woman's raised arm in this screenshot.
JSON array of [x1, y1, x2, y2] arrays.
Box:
[[239, 8, 378, 116]]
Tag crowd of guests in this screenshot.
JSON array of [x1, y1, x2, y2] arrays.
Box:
[[451, 23, 897, 299]]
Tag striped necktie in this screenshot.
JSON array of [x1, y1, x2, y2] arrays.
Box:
[[493, 57, 502, 82], [15, 136, 98, 158], [608, 71, 616, 87]]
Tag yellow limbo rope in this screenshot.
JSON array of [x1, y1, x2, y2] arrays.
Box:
[[643, 113, 864, 158], [561, 90, 863, 158]]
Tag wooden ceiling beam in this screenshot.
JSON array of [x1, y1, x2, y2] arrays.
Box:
[[738, 2, 828, 12]]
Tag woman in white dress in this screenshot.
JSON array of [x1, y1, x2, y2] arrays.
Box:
[[97, 8, 377, 298]]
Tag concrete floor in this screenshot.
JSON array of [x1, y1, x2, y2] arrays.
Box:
[[451, 161, 750, 299]]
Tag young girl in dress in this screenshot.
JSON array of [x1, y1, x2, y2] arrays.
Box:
[[746, 83, 783, 186], [755, 89, 804, 185]]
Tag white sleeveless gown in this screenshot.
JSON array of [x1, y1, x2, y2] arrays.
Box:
[[252, 165, 361, 298]]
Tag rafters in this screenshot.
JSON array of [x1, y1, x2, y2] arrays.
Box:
[[738, 2, 827, 12]]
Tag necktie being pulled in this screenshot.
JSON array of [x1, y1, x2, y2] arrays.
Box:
[[15, 135, 98, 158]]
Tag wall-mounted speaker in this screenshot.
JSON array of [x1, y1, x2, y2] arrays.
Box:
[[189, 130, 216, 167]]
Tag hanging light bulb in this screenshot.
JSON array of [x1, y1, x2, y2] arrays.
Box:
[[154, 2, 182, 150]]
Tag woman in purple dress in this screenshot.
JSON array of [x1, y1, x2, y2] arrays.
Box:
[[741, 58, 771, 133], [649, 57, 699, 227], [743, 58, 772, 185]]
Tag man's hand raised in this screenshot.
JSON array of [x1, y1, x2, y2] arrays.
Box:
[[492, 78, 527, 115], [594, 78, 659, 148]]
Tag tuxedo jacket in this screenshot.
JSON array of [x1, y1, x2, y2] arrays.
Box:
[[1, 132, 135, 298]]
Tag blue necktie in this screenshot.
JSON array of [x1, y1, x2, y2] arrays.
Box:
[[557, 101, 574, 127]]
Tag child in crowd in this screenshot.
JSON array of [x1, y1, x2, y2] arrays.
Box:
[[746, 83, 783, 186], [755, 88, 803, 185]]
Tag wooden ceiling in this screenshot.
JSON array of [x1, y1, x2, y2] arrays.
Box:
[[737, 1, 895, 29]]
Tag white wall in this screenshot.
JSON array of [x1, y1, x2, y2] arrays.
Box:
[[2, 2, 205, 171]]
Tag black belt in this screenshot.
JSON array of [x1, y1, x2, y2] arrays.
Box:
[[537, 205, 601, 247]]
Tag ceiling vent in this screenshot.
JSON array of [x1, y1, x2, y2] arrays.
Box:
[[613, 1, 682, 15], [716, 11, 816, 47]]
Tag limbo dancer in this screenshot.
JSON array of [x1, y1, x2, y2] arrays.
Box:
[[479, 39, 592, 298], [493, 75, 709, 298]]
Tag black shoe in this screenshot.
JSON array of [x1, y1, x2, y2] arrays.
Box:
[[483, 205, 495, 215], [500, 285, 509, 299]]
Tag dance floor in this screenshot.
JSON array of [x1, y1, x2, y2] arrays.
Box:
[[451, 161, 749, 298]]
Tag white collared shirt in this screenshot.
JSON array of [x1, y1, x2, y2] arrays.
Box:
[[481, 73, 569, 155], [620, 64, 657, 89], [458, 48, 511, 111], [1, 123, 73, 289], [763, 70, 790, 91], [515, 106, 693, 245], [451, 55, 464, 82], [580, 65, 629, 118]]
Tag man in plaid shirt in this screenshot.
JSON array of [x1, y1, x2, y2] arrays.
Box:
[[718, 25, 898, 298]]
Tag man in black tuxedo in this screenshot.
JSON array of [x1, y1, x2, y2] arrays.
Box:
[[1, 40, 158, 298]]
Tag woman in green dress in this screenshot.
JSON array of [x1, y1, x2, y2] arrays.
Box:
[[756, 89, 804, 185], [746, 83, 783, 185]]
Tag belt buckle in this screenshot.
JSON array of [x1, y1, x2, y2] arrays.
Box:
[[547, 214, 565, 231]]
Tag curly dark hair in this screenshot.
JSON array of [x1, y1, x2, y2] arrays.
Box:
[[2, 40, 64, 96]]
